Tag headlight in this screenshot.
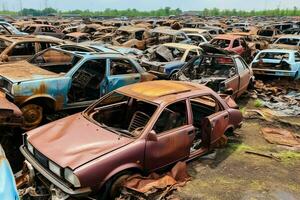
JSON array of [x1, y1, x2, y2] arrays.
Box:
[[64, 168, 81, 187], [49, 161, 61, 177], [158, 66, 165, 73], [27, 142, 34, 155]]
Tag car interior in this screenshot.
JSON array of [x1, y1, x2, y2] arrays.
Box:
[[190, 95, 221, 152], [90, 93, 157, 137]]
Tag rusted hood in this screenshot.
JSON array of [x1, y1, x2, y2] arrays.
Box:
[[0, 61, 60, 83], [27, 113, 133, 170]]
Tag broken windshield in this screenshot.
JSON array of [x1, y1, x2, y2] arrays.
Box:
[[210, 39, 230, 48], [257, 52, 290, 60], [86, 91, 158, 138], [182, 56, 236, 79], [29, 49, 81, 74]]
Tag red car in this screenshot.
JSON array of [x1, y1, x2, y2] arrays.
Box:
[[20, 81, 243, 199], [210, 34, 252, 62]]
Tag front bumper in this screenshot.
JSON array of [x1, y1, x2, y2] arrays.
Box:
[[20, 145, 92, 197]]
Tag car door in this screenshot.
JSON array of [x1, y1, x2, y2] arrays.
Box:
[[235, 57, 251, 97], [7, 42, 37, 62], [105, 58, 141, 93], [231, 39, 243, 55], [145, 100, 194, 171], [202, 109, 229, 146]]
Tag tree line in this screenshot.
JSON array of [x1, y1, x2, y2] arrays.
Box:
[[1, 7, 300, 17]]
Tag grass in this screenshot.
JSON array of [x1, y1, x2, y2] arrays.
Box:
[[254, 99, 264, 108], [276, 151, 300, 164]]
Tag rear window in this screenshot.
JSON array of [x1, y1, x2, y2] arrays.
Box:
[[258, 52, 290, 60], [210, 39, 231, 48], [275, 38, 300, 46]]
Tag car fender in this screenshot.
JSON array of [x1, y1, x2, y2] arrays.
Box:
[[20, 94, 58, 110], [99, 163, 143, 190]]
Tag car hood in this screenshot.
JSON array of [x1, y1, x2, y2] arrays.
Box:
[[27, 113, 133, 170], [0, 61, 61, 83]]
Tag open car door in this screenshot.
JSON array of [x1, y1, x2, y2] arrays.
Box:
[[202, 110, 229, 147]]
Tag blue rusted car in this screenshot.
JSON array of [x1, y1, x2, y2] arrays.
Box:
[[0, 145, 19, 200], [251, 49, 300, 79], [0, 47, 155, 129]]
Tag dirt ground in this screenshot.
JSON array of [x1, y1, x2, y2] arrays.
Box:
[[175, 97, 300, 200]]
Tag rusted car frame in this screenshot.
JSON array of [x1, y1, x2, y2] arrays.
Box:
[[20, 80, 243, 199]]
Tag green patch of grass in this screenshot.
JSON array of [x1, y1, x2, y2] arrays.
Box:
[[250, 180, 266, 190], [254, 99, 264, 108], [276, 151, 300, 164], [240, 107, 246, 115]]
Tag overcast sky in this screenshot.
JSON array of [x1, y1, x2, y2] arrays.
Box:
[[2, 0, 300, 11]]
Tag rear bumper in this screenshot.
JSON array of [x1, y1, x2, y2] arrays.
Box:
[[253, 69, 297, 77], [20, 146, 92, 197]]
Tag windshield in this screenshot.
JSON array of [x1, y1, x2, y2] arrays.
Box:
[[257, 52, 290, 60], [210, 39, 230, 48], [29, 49, 81, 74], [182, 56, 236, 79], [85, 92, 158, 138], [275, 38, 300, 46]]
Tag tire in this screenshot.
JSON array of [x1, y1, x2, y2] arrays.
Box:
[[97, 172, 131, 200], [169, 71, 178, 80], [21, 104, 43, 130]]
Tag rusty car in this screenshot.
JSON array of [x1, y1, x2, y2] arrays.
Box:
[[22, 24, 65, 39], [209, 34, 252, 62], [20, 80, 243, 199], [269, 35, 300, 51], [141, 43, 201, 79], [64, 32, 91, 43], [0, 47, 155, 129], [0, 35, 62, 62], [171, 45, 254, 98]]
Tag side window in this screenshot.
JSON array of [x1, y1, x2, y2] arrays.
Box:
[[39, 42, 58, 51], [110, 59, 137, 75], [9, 42, 35, 56], [153, 101, 187, 134], [190, 95, 222, 128], [186, 50, 198, 62], [135, 31, 144, 40], [235, 58, 246, 73], [0, 25, 9, 35], [295, 53, 300, 62], [232, 40, 240, 48]]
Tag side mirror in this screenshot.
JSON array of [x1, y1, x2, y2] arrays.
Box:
[[148, 130, 158, 142]]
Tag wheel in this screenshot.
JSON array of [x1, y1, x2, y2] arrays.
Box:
[[169, 71, 178, 80], [98, 173, 131, 200], [21, 104, 43, 130]]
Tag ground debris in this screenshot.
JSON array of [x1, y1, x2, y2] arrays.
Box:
[[245, 150, 281, 161], [261, 127, 300, 151], [118, 162, 190, 200]]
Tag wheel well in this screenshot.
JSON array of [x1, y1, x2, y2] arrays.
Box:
[[225, 127, 234, 137], [22, 97, 56, 113]]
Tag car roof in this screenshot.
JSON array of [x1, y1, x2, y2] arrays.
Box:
[[163, 43, 201, 50], [0, 35, 61, 43], [213, 34, 242, 40], [117, 26, 145, 32], [278, 35, 300, 39], [259, 49, 296, 54], [117, 80, 212, 104], [151, 27, 184, 35], [181, 28, 208, 33]]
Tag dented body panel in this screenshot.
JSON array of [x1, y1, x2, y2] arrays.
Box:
[[21, 81, 242, 197]]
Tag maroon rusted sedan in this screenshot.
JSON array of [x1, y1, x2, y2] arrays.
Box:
[[20, 80, 243, 199]]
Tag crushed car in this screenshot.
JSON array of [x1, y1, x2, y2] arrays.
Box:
[[0, 47, 155, 129], [251, 49, 300, 79], [22, 24, 65, 39], [141, 43, 201, 79], [172, 45, 254, 98], [19, 80, 243, 199]]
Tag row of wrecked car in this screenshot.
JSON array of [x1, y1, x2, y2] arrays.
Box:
[[1, 15, 300, 199]]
